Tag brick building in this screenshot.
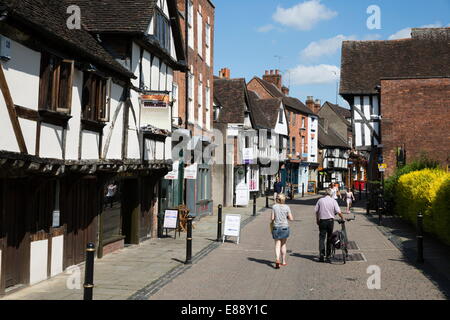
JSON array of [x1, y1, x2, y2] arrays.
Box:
[[340, 27, 450, 188], [381, 78, 450, 176], [172, 0, 215, 216]]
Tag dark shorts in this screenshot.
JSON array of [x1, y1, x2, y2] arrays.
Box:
[[272, 226, 290, 240]]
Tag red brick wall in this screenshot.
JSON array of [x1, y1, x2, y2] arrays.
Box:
[[247, 78, 273, 99], [174, 0, 215, 132], [381, 78, 450, 177]]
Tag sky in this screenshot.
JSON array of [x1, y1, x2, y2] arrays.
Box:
[[213, 0, 450, 108]]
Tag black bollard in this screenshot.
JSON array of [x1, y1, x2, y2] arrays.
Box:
[[366, 197, 370, 215], [378, 193, 383, 226], [266, 195, 269, 208], [359, 184, 362, 201], [253, 193, 257, 216], [417, 213, 424, 263], [302, 183, 304, 198], [217, 205, 223, 242], [185, 216, 193, 264], [83, 243, 95, 300]]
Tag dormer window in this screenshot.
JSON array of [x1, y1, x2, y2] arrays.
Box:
[[279, 108, 284, 124]]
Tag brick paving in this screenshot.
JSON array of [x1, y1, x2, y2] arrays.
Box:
[[150, 198, 448, 300], [3, 195, 449, 300]]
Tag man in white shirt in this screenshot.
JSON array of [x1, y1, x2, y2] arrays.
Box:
[[315, 188, 344, 262]]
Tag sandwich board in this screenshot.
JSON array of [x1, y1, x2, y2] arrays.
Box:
[[223, 214, 241, 244]]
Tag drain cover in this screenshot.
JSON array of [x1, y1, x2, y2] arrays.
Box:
[[347, 241, 359, 250], [334, 253, 366, 262]]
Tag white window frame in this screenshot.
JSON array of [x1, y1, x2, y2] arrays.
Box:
[[205, 84, 211, 130], [187, 1, 194, 49], [205, 22, 211, 66], [188, 70, 195, 123], [197, 11, 203, 58], [198, 75, 203, 127]]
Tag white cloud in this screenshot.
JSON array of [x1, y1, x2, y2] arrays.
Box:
[[257, 24, 275, 33], [288, 64, 340, 85], [388, 22, 444, 40], [272, 0, 337, 31], [300, 34, 356, 60]]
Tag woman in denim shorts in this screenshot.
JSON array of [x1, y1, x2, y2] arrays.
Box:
[[271, 194, 294, 269]]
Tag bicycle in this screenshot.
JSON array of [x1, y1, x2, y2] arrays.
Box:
[[331, 216, 356, 264]]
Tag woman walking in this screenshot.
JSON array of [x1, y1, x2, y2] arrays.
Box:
[[345, 188, 356, 214], [271, 194, 294, 269]]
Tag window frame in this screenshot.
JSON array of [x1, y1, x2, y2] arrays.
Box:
[[39, 52, 74, 113], [82, 72, 111, 122]]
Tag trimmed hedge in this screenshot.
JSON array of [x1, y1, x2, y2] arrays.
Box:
[[395, 169, 450, 245]]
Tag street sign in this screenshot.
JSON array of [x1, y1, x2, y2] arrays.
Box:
[[184, 163, 198, 179], [243, 148, 254, 164], [223, 214, 241, 244], [164, 161, 179, 180], [378, 163, 387, 172]]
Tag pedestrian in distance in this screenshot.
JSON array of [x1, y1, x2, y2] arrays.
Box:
[[345, 188, 356, 214], [315, 188, 344, 263], [273, 177, 283, 202], [271, 194, 294, 269]]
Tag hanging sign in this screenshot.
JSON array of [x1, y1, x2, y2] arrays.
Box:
[[223, 214, 241, 241], [141, 92, 170, 108], [163, 209, 179, 229], [165, 161, 179, 180], [184, 163, 198, 180], [243, 148, 254, 164], [378, 163, 387, 172]]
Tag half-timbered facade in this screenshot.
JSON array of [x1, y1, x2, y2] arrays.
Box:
[[0, 0, 186, 295]]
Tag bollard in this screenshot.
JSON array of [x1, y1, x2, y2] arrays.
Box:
[[302, 183, 304, 198], [359, 184, 362, 201], [217, 205, 223, 242], [83, 243, 95, 300], [266, 195, 269, 208], [185, 216, 193, 264], [253, 193, 257, 216], [378, 193, 383, 226], [417, 213, 424, 263], [366, 197, 370, 215]]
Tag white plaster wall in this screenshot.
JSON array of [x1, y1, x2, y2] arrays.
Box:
[[2, 38, 40, 110], [127, 128, 141, 160], [40, 123, 63, 159], [156, 141, 165, 160], [131, 42, 141, 88], [65, 69, 83, 160], [141, 108, 171, 131], [104, 83, 125, 160], [0, 91, 19, 152], [159, 62, 167, 91], [144, 138, 156, 161], [81, 130, 100, 160], [50, 235, 64, 277], [30, 240, 48, 285], [165, 136, 172, 160], [151, 57, 160, 91], [142, 51, 152, 89], [17, 118, 36, 155], [274, 103, 288, 136]]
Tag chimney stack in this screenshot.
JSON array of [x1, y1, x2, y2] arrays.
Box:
[[314, 99, 321, 113], [263, 69, 282, 90], [306, 96, 315, 112], [219, 68, 231, 79], [281, 86, 290, 96]]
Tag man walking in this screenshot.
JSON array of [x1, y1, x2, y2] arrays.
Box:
[[315, 188, 344, 262], [274, 178, 283, 202]]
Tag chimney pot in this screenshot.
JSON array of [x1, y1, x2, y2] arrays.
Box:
[[265, 70, 269, 75]]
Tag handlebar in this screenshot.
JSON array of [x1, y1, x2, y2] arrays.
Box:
[[334, 217, 356, 224]]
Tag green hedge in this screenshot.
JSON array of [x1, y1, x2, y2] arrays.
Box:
[[395, 169, 450, 245]]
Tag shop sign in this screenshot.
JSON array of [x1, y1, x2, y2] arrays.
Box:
[[184, 163, 198, 180]]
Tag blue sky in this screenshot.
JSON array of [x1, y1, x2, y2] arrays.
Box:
[[213, 0, 450, 108]]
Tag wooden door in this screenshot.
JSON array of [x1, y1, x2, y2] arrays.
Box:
[[62, 177, 99, 268], [1, 179, 29, 289]]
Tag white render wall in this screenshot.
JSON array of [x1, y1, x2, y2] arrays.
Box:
[[30, 240, 48, 285], [65, 69, 83, 160], [40, 123, 64, 159], [50, 235, 64, 277], [103, 82, 125, 160], [307, 116, 318, 163]]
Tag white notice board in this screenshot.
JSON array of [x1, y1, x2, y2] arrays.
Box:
[[163, 210, 179, 229], [223, 214, 241, 244]]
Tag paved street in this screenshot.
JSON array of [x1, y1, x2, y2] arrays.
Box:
[[2, 195, 449, 300], [151, 197, 448, 300]]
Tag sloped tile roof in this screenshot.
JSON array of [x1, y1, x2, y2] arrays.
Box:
[[318, 124, 350, 149], [252, 77, 285, 98], [213, 78, 248, 124], [283, 96, 317, 116], [1, 0, 134, 78], [340, 29, 450, 95], [248, 96, 283, 129], [322, 101, 351, 127]]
